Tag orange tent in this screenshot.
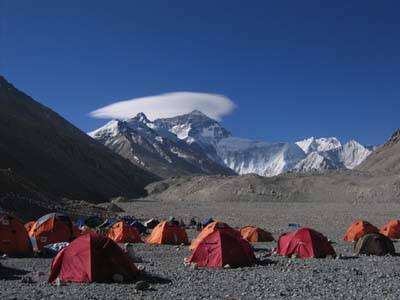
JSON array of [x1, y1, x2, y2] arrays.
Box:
[[344, 220, 379, 241], [145, 221, 188, 245], [107, 221, 142, 243], [24, 221, 35, 232], [240, 226, 274, 242], [29, 213, 74, 251], [0, 214, 32, 256], [380, 220, 400, 239], [190, 221, 240, 250]]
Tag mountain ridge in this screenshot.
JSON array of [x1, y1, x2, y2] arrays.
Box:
[[91, 110, 372, 177]]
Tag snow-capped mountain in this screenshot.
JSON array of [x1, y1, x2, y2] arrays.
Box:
[[90, 110, 373, 177], [296, 137, 342, 154], [89, 113, 236, 178], [321, 140, 372, 170], [216, 137, 306, 176], [153, 110, 230, 163], [293, 152, 343, 173]]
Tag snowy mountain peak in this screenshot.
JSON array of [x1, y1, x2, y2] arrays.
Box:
[[153, 110, 231, 146], [345, 139, 361, 146], [189, 109, 208, 117], [296, 137, 341, 154], [88, 119, 125, 139], [89, 111, 373, 178], [130, 112, 151, 124], [339, 140, 372, 169], [293, 152, 342, 173]]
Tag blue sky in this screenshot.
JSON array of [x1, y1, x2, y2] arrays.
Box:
[[1, 1, 400, 145]]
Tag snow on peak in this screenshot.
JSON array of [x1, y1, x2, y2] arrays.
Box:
[[170, 123, 192, 140], [88, 119, 124, 138], [338, 140, 372, 169], [296, 137, 341, 154], [133, 112, 151, 123], [217, 137, 306, 176], [189, 109, 208, 117], [293, 152, 340, 172], [88, 110, 374, 178], [153, 110, 231, 146]]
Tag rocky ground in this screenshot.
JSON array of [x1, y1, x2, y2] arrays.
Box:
[[2, 198, 400, 299]]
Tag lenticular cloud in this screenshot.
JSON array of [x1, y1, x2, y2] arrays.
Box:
[[90, 92, 235, 121]]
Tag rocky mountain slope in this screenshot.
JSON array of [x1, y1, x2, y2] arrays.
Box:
[[358, 129, 400, 175], [92, 111, 372, 177], [0, 76, 158, 202]]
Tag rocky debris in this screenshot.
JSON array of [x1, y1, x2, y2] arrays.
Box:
[[3, 195, 400, 299], [110, 196, 130, 204], [386, 129, 400, 147], [96, 202, 124, 213]]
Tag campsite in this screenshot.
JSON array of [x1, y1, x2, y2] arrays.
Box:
[[2, 198, 400, 299], [2, 1, 400, 299]]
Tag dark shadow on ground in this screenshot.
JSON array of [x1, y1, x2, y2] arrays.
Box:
[[0, 265, 29, 280], [256, 258, 277, 266], [140, 273, 172, 284], [337, 255, 359, 260], [253, 247, 272, 252]]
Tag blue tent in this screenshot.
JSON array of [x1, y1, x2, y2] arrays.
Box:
[[84, 216, 103, 228], [121, 216, 136, 224], [75, 218, 86, 228], [202, 218, 214, 227]]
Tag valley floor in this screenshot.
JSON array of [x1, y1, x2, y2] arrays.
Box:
[[2, 199, 400, 299]]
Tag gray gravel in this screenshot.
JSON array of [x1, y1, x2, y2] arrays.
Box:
[[2, 199, 400, 299]]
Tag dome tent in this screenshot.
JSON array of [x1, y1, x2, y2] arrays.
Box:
[[380, 220, 400, 239], [145, 221, 188, 245], [344, 220, 378, 242], [190, 221, 240, 250], [29, 213, 75, 251], [187, 230, 256, 268], [48, 233, 140, 283], [277, 227, 336, 258], [240, 225, 274, 242], [354, 233, 395, 256], [0, 214, 32, 256], [106, 221, 142, 243]]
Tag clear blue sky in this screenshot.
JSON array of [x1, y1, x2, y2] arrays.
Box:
[[1, 1, 400, 145]]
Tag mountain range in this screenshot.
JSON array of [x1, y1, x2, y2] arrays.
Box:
[[90, 110, 373, 178]]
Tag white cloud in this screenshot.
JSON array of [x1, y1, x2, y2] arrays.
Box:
[[90, 92, 235, 121]]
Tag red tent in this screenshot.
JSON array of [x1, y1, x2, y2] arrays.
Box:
[[48, 233, 139, 283], [277, 227, 336, 258], [187, 231, 256, 268]]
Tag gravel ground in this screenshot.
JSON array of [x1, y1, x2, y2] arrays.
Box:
[[2, 200, 400, 299]]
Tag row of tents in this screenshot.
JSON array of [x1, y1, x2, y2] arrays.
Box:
[[1, 213, 399, 257], [1, 213, 399, 284], [0, 213, 275, 257], [48, 220, 398, 283]]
